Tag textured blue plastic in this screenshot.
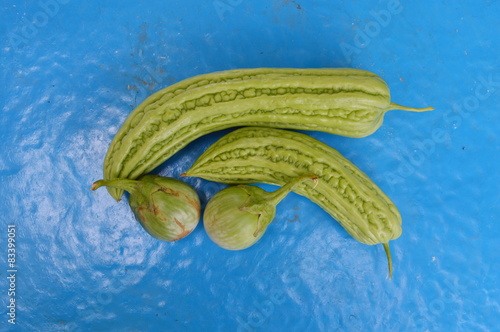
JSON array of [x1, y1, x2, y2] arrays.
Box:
[[1, 1, 499, 331]]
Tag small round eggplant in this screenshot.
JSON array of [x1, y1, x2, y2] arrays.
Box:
[[203, 174, 317, 250], [92, 175, 200, 241]]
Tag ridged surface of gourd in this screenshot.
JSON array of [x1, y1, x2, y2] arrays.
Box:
[[184, 127, 402, 246], [104, 68, 432, 200]]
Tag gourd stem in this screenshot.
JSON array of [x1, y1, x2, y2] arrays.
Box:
[[383, 242, 393, 279], [264, 174, 318, 206], [91, 179, 139, 194], [388, 102, 434, 112]]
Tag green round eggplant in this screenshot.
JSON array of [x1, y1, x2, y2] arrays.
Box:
[[92, 175, 200, 241], [203, 174, 317, 250]]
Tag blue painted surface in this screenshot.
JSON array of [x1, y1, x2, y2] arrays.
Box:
[[1, 0, 499, 331]]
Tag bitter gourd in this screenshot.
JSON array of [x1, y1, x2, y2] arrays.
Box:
[[104, 68, 432, 200]]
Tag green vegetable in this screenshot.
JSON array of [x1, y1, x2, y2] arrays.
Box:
[[203, 174, 317, 250], [184, 127, 401, 277], [103, 67, 433, 200], [91, 175, 200, 241]]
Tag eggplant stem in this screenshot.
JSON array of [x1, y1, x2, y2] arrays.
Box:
[[265, 174, 318, 205], [91, 179, 139, 194]]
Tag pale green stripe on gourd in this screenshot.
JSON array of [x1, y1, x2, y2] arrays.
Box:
[[104, 68, 432, 200], [184, 127, 402, 248]]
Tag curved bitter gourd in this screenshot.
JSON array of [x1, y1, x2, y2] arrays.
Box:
[[103, 68, 433, 201], [183, 127, 402, 277]]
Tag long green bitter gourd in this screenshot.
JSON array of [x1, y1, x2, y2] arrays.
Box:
[[183, 127, 401, 277], [104, 68, 433, 200]]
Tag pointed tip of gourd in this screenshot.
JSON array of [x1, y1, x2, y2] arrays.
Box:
[[383, 242, 393, 279], [389, 102, 434, 113]]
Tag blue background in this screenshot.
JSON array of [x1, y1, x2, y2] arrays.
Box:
[[1, 0, 499, 331]]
